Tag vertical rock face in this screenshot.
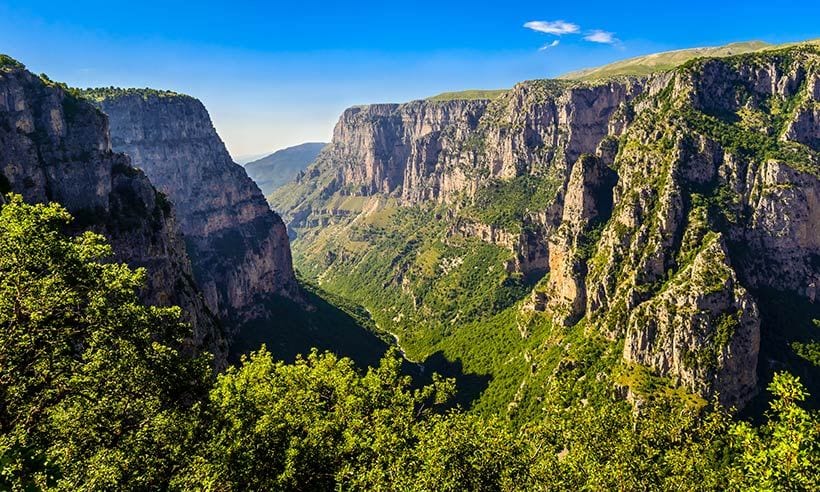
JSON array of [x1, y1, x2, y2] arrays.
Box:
[[544, 150, 617, 326], [297, 80, 644, 209], [88, 90, 299, 333], [327, 100, 488, 199], [275, 46, 820, 410], [0, 61, 225, 362], [622, 235, 761, 407]]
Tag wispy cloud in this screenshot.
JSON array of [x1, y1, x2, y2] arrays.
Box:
[[523, 20, 579, 35], [539, 40, 560, 51], [584, 30, 618, 44]]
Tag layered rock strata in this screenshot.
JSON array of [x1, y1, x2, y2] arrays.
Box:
[[89, 91, 300, 334]]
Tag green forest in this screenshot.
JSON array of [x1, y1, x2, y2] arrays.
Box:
[[1, 194, 817, 491]]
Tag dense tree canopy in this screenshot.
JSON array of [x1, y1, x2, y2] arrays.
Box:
[[0, 195, 211, 490], [0, 194, 817, 490]]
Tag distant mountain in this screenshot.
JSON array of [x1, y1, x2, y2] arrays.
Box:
[[245, 142, 326, 196], [234, 152, 269, 165]]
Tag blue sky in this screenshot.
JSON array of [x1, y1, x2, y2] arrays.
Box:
[[1, 1, 818, 158]]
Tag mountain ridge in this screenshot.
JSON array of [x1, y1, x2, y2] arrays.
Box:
[[414, 38, 820, 103], [245, 142, 326, 197]]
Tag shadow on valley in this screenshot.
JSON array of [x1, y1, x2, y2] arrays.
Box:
[[740, 287, 820, 419], [415, 351, 492, 410], [227, 283, 492, 409], [228, 285, 390, 368]]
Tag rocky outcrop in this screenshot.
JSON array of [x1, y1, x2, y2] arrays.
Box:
[[0, 61, 225, 362], [585, 48, 820, 406], [292, 80, 644, 210], [328, 100, 487, 199], [623, 234, 760, 407], [448, 218, 550, 275], [542, 150, 617, 326], [88, 90, 300, 334]]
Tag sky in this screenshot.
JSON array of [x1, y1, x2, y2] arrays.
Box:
[[1, 1, 818, 159]]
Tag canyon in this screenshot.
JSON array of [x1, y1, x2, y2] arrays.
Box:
[[272, 45, 820, 411], [2, 42, 818, 416]]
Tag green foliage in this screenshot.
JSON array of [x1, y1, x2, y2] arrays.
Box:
[[426, 89, 507, 102], [792, 340, 820, 368], [295, 203, 531, 354], [0, 195, 211, 491], [0, 197, 817, 489], [78, 87, 189, 102], [177, 344, 820, 491], [680, 107, 818, 175], [467, 175, 560, 232], [0, 54, 24, 70], [178, 347, 457, 490], [182, 349, 818, 490], [729, 373, 819, 490]]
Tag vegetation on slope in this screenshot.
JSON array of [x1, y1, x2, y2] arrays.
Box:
[[560, 41, 771, 80], [0, 194, 817, 489], [276, 46, 820, 424], [0, 195, 212, 489], [560, 38, 820, 81], [78, 87, 191, 102], [426, 89, 507, 102], [0, 54, 24, 70]]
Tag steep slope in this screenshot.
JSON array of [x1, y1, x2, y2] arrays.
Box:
[[560, 39, 820, 81], [272, 44, 820, 415], [83, 88, 300, 345], [245, 142, 325, 196], [0, 57, 226, 362], [560, 41, 771, 80]]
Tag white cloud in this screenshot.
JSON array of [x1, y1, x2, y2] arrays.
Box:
[[523, 20, 580, 35], [539, 40, 560, 51], [584, 30, 618, 44]]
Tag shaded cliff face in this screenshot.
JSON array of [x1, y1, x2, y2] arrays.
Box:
[[88, 91, 299, 335], [0, 62, 225, 363], [274, 46, 820, 411]]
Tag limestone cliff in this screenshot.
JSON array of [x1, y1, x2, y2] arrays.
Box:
[[0, 59, 225, 362], [274, 45, 820, 410], [86, 89, 300, 338]]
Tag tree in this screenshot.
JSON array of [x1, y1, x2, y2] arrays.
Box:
[[729, 373, 819, 490], [0, 195, 210, 491], [177, 346, 455, 490], [1, 193, 818, 491]]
